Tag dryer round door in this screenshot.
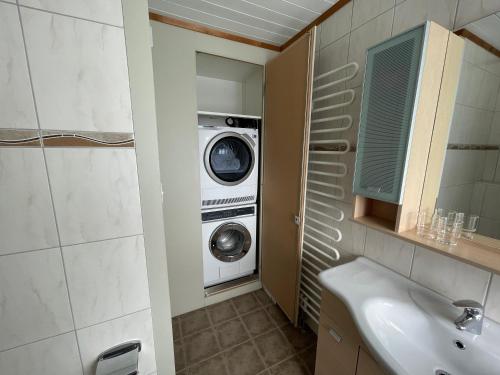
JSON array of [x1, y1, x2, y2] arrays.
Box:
[[204, 132, 255, 186], [209, 222, 252, 262]]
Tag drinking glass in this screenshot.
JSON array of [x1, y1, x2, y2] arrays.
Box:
[[462, 215, 480, 240], [436, 216, 448, 244], [417, 210, 428, 237], [449, 221, 463, 246], [429, 208, 444, 239]]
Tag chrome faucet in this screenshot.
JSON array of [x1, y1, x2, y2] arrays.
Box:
[[453, 300, 484, 335]]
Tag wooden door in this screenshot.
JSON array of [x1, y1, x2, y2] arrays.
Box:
[[261, 30, 315, 322]]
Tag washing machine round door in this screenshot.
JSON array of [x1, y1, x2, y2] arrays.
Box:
[[205, 133, 255, 186], [209, 222, 252, 262]]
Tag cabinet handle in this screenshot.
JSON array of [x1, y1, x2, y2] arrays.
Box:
[[328, 328, 342, 343]]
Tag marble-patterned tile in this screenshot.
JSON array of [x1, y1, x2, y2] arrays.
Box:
[[0, 2, 37, 129], [45, 148, 143, 245], [319, 1, 353, 49], [21, 8, 133, 132], [352, 222, 367, 255], [77, 309, 156, 375], [455, 0, 500, 29], [352, 0, 395, 30], [347, 9, 394, 88], [63, 235, 150, 329], [0, 332, 82, 375], [364, 228, 415, 276], [317, 34, 349, 76], [480, 183, 500, 220], [19, 0, 124, 27], [392, 0, 458, 36], [410, 246, 491, 303], [485, 274, 500, 323], [0, 248, 74, 351], [0, 149, 58, 255]]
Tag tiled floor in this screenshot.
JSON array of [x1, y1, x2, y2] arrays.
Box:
[[172, 289, 317, 375]]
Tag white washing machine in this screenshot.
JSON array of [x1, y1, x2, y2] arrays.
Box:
[[201, 204, 257, 287], [198, 126, 259, 209]]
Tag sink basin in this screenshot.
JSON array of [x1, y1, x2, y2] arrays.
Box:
[[318, 257, 500, 375]]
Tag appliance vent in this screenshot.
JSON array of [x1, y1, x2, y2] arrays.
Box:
[[354, 25, 425, 203], [202, 195, 256, 207]]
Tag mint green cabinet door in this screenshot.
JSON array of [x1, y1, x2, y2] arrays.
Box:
[[353, 24, 426, 204]]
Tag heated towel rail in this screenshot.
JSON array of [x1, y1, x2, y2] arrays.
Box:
[[299, 61, 359, 325]]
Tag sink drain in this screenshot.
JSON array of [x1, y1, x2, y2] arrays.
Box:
[[435, 370, 451, 375], [453, 339, 466, 350]]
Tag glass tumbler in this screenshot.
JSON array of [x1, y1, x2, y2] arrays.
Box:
[[449, 221, 463, 246], [436, 216, 448, 244], [462, 215, 480, 240]]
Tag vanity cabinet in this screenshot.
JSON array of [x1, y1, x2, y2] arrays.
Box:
[[315, 290, 387, 375]]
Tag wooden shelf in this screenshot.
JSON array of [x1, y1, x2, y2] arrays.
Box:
[[353, 217, 500, 274], [197, 110, 262, 120]]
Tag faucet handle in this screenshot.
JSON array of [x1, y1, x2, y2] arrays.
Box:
[[453, 299, 483, 311]]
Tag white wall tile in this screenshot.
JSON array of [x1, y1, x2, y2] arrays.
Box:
[[470, 182, 486, 214], [436, 184, 474, 214], [489, 111, 500, 145], [0, 2, 37, 129], [77, 309, 156, 375], [463, 39, 500, 77], [411, 246, 490, 303], [318, 34, 349, 75], [392, 0, 458, 36], [0, 248, 74, 351], [486, 274, 500, 323], [320, 1, 352, 49], [364, 228, 415, 276], [63, 235, 150, 329], [21, 8, 133, 132], [347, 9, 394, 88], [0, 148, 58, 255], [455, 0, 500, 29], [352, 0, 395, 30], [483, 151, 499, 181], [478, 217, 500, 238], [19, 0, 124, 27], [45, 149, 143, 245], [352, 222, 367, 255], [481, 183, 500, 220], [0, 332, 82, 375], [448, 105, 494, 145]]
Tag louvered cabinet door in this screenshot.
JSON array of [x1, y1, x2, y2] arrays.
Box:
[[353, 25, 426, 204]]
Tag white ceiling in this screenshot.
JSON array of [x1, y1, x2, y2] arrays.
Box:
[[148, 0, 338, 46], [465, 12, 500, 51]]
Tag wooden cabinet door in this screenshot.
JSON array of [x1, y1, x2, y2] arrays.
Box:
[[261, 30, 315, 322], [356, 348, 386, 375]]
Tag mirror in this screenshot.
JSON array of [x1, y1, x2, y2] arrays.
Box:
[[437, 13, 500, 240]]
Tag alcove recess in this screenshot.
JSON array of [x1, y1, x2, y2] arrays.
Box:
[[352, 22, 464, 234]]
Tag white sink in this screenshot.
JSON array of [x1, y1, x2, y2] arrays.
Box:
[[318, 257, 500, 375]]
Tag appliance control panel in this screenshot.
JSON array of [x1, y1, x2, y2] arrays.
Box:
[[202, 206, 255, 222]]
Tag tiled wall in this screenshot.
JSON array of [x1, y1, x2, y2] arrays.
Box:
[[437, 39, 500, 237], [0, 1, 156, 374], [315, 0, 500, 323]]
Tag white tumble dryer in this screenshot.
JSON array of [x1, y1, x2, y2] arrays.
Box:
[[201, 204, 257, 287], [198, 125, 259, 209]]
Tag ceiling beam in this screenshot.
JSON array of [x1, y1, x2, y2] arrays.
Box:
[[149, 0, 352, 53], [148, 12, 281, 52], [454, 28, 500, 58], [281, 0, 351, 51]]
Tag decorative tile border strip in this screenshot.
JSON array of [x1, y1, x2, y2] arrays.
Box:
[[0, 129, 135, 148], [41, 130, 135, 148], [447, 144, 499, 150], [0, 130, 41, 147]]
